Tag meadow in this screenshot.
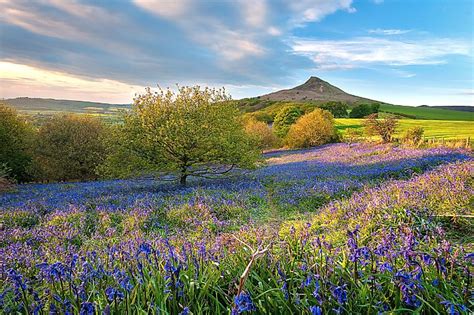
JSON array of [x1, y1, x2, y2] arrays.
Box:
[[380, 104, 474, 121], [1, 143, 473, 314], [335, 119, 474, 141]]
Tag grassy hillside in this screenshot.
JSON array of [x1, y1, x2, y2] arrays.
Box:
[[336, 118, 474, 140], [237, 98, 473, 122], [381, 104, 474, 120], [2, 97, 130, 116]]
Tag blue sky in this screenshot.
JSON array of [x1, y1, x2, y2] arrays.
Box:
[[0, 0, 472, 105]]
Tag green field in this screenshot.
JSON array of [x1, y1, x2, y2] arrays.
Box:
[[336, 118, 474, 140], [380, 104, 474, 121]]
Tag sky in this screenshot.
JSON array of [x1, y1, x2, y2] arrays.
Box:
[[0, 0, 473, 105]]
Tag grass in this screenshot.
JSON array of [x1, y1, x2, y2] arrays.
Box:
[[336, 118, 474, 140], [380, 104, 474, 121]]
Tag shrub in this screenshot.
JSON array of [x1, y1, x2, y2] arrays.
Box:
[[273, 105, 304, 138], [34, 115, 106, 181], [403, 126, 424, 146], [244, 118, 279, 150], [344, 128, 364, 144], [349, 103, 379, 118], [0, 163, 14, 192], [363, 113, 398, 143], [285, 108, 336, 148], [0, 104, 34, 182]]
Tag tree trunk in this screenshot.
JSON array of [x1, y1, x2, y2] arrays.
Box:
[[179, 173, 187, 187]]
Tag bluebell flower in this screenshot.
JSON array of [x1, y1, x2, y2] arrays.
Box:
[[233, 292, 256, 313], [105, 287, 124, 302], [309, 305, 322, 315], [79, 302, 95, 315]]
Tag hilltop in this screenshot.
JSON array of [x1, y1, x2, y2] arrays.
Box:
[[258, 76, 378, 104]]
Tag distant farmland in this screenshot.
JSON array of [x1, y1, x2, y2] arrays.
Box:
[[336, 118, 474, 140], [380, 104, 474, 121]]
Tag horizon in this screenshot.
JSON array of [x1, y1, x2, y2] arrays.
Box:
[[1, 0, 473, 106]]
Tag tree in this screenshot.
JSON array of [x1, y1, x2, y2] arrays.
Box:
[[34, 114, 106, 181], [0, 104, 34, 182], [244, 118, 279, 150], [285, 108, 337, 149], [319, 101, 348, 118], [104, 86, 260, 186], [273, 105, 304, 138], [349, 103, 379, 118], [363, 113, 398, 143]]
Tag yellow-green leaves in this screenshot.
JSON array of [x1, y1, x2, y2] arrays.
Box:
[[106, 85, 260, 185]]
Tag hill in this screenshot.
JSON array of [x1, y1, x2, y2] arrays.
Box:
[[2, 97, 130, 116], [259, 76, 377, 103], [236, 77, 473, 121], [381, 104, 474, 121], [419, 105, 474, 113]]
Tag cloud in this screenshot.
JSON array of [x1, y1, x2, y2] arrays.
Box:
[[455, 90, 474, 96], [287, 0, 355, 25], [238, 0, 268, 28], [0, 61, 145, 103], [133, 0, 190, 19], [291, 37, 471, 68], [368, 28, 412, 35]]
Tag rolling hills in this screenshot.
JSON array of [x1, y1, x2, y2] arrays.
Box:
[[2, 78, 473, 121]]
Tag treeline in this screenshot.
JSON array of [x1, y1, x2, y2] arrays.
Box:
[[241, 100, 382, 123]]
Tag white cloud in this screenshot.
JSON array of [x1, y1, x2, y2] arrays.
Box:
[[267, 26, 282, 36], [291, 37, 471, 68], [238, 0, 267, 28], [287, 0, 355, 24], [133, 0, 190, 19], [0, 61, 145, 103], [133, 1, 267, 61], [368, 28, 412, 35]]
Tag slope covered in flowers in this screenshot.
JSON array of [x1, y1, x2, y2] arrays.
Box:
[[0, 143, 472, 314]]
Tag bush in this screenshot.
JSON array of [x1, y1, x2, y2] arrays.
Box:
[[285, 108, 337, 148], [319, 101, 348, 118], [0, 163, 14, 192], [244, 118, 279, 150], [349, 103, 379, 118], [273, 105, 303, 138], [344, 128, 364, 144], [363, 113, 398, 143], [34, 115, 106, 181], [0, 104, 34, 182], [403, 126, 424, 146]]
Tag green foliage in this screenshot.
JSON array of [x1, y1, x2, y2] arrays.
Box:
[[33, 114, 106, 181], [285, 108, 337, 148], [319, 101, 348, 118], [273, 105, 304, 138], [349, 103, 380, 118], [103, 86, 260, 186], [403, 126, 425, 146], [380, 104, 474, 121], [363, 114, 399, 143], [244, 118, 279, 150], [0, 104, 34, 182]]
